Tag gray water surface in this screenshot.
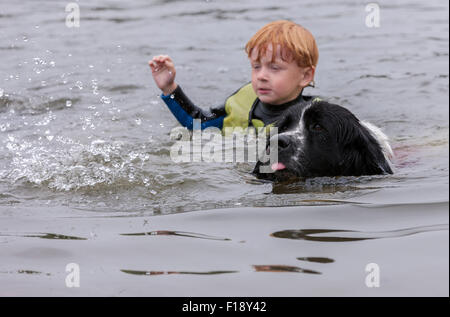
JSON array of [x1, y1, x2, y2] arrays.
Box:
[[0, 0, 448, 296]]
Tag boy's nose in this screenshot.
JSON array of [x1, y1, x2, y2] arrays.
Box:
[[256, 68, 269, 81]]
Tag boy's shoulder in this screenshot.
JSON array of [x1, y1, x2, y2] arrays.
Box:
[[302, 95, 323, 103], [225, 83, 257, 109], [227, 82, 254, 98]]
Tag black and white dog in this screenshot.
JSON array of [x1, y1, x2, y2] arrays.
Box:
[[253, 100, 394, 180]]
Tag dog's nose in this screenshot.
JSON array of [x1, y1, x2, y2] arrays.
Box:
[[268, 134, 292, 152], [277, 134, 292, 150]]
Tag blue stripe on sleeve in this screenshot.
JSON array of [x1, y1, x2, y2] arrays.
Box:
[[161, 93, 224, 130]]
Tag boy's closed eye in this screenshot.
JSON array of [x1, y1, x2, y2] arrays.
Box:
[[251, 63, 283, 71], [252, 63, 261, 70], [269, 63, 281, 70]]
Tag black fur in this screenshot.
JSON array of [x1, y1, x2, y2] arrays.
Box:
[[253, 100, 393, 181]]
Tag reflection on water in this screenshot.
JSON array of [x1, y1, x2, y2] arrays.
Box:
[[0, 232, 87, 240], [0, 269, 51, 276], [120, 230, 231, 241], [253, 265, 321, 274], [121, 269, 238, 276], [270, 176, 388, 195], [271, 224, 449, 242], [297, 257, 335, 264], [121, 266, 324, 276]]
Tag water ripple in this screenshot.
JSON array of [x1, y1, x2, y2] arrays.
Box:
[[120, 230, 231, 241], [253, 265, 321, 274], [121, 269, 238, 276], [0, 232, 87, 240], [271, 224, 449, 242]]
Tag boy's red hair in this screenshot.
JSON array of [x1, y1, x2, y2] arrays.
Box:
[[245, 20, 319, 68]]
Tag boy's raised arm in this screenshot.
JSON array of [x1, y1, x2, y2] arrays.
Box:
[[149, 55, 226, 130]]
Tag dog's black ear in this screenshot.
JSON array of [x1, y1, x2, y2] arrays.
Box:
[[340, 123, 393, 176]]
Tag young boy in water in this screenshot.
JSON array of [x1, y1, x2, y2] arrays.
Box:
[[149, 20, 319, 132]]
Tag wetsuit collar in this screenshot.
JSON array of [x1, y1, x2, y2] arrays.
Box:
[[260, 90, 304, 113], [248, 90, 305, 127]]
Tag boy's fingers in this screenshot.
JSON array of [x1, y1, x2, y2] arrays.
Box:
[[150, 59, 165, 68], [152, 55, 173, 65], [160, 55, 172, 62], [164, 59, 174, 68], [149, 56, 174, 73], [149, 61, 158, 70], [150, 60, 162, 66], [152, 56, 163, 64], [149, 62, 161, 73]]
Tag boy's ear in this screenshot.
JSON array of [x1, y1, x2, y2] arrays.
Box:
[[300, 66, 315, 88]]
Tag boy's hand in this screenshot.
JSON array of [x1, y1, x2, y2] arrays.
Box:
[[149, 55, 177, 95]]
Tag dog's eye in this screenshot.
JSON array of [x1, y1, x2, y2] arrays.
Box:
[[311, 123, 324, 132]]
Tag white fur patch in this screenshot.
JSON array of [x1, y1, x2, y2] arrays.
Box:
[[281, 104, 311, 152], [360, 121, 394, 168]]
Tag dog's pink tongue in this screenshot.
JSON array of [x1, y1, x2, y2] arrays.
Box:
[[271, 162, 286, 171]]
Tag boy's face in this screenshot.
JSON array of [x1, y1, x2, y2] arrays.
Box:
[[249, 44, 314, 105]]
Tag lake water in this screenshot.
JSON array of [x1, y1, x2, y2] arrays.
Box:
[[0, 0, 448, 296]]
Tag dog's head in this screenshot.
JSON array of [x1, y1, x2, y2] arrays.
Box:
[[254, 100, 394, 180]]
